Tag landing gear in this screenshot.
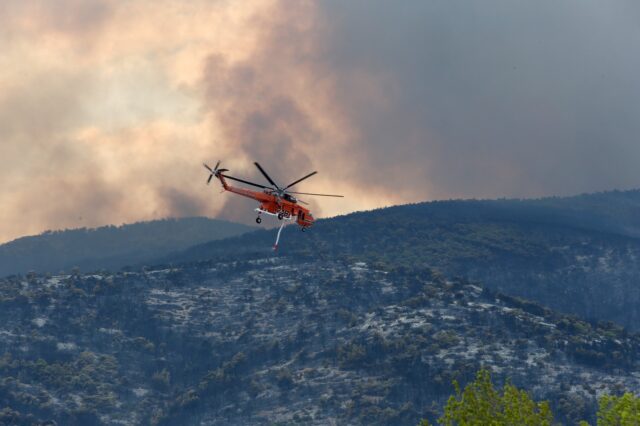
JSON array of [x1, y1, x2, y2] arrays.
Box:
[[255, 217, 262, 224], [277, 212, 284, 220], [301, 227, 306, 232]]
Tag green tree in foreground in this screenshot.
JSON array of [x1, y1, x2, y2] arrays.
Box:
[[420, 369, 640, 426], [592, 392, 640, 426], [420, 369, 554, 426]]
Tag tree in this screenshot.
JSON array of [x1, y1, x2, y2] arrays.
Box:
[[594, 392, 640, 426], [420, 369, 554, 426]]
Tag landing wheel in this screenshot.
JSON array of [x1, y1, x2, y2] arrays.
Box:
[[256, 217, 262, 224], [301, 227, 306, 232], [277, 212, 284, 220]]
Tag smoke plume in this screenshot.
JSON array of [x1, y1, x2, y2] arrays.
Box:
[[2, 0, 640, 243]]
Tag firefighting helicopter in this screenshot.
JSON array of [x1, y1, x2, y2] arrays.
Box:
[[203, 161, 343, 231]]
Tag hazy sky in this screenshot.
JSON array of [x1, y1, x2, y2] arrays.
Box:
[[1, 0, 640, 243]]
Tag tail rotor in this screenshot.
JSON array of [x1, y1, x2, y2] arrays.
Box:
[[203, 161, 228, 185]]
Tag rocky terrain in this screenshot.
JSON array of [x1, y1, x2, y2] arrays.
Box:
[[1, 256, 639, 425]]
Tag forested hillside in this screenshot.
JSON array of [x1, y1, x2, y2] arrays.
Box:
[[3, 191, 640, 424], [0, 218, 254, 277], [172, 190, 640, 330], [1, 258, 638, 425]]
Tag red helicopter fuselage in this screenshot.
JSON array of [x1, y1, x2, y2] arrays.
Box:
[[216, 173, 314, 228]]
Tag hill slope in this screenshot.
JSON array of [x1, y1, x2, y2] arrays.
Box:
[[0, 217, 254, 277], [0, 258, 638, 425], [170, 190, 640, 330]]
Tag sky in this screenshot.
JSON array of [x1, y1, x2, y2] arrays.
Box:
[[1, 0, 640, 243]]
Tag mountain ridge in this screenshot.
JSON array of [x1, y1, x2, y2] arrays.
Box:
[[164, 189, 640, 330], [2, 190, 640, 424], [0, 217, 254, 277]]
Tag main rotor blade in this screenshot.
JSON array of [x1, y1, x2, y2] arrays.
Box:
[[221, 174, 273, 190], [203, 163, 213, 172], [287, 191, 344, 197], [254, 162, 280, 189], [214, 160, 220, 170], [283, 171, 317, 190]]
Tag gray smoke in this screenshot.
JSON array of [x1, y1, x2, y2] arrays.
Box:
[[203, 0, 640, 204], [316, 1, 640, 198], [3, 0, 640, 242]]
